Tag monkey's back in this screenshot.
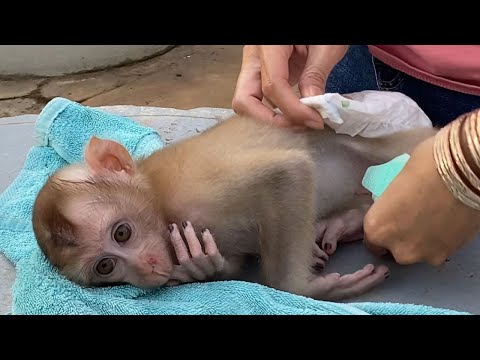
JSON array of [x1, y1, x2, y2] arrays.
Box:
[[138, 116, 313, 256], [137, 115, 428, 258]]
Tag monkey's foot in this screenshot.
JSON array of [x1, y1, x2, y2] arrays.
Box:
[[316, 206, 367, 256], [312, 243, 329, 270], [308, 264, 389, 301], [166, 221, 226, 286]]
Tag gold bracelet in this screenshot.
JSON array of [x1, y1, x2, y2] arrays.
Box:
[[465, 111, 480, 171], [449, 117, 480, 195], [433, 110, 480, 211]]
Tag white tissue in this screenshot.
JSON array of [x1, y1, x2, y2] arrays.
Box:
[[299, 90, 432, 137]]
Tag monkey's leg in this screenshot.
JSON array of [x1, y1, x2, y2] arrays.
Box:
[[316, 194, 373, 256], [229, 151, 387, 301]]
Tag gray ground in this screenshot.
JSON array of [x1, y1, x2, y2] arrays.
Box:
[[1, 106, 479, 315]]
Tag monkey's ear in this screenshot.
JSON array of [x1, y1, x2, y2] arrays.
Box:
[[84, 136, 135, 176]]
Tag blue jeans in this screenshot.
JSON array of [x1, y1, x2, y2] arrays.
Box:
[[325, 45, 480, 128]]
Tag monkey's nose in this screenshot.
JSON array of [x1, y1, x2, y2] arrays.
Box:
[[147, 256, 157, 265]]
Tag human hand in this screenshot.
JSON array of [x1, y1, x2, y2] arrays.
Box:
[[232, 45, 348, 130], [363, 136, 480, 266]]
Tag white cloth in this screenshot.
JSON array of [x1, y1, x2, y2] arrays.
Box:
[[299, 90, 433, 138]]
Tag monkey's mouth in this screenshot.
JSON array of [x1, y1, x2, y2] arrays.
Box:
[[151, 265, 169, 277], [144, 266, 170, 286]]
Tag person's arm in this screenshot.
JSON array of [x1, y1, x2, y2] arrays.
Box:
[[363, 109, 480, 266], [232, 45, 349, 129]]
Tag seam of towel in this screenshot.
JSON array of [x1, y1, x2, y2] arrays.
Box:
[[34, 97, 71, 147]]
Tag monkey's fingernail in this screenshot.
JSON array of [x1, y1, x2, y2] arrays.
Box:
[[201, 228, 207, 233], [168, 224, 174, 232], [182, 221, 187, 228], [324, 243, 331, 252]]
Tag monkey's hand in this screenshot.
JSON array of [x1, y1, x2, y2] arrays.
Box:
[[165, 221, 228, 286]]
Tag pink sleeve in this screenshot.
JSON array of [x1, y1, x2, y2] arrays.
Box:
[[368, 45, 480, 95]]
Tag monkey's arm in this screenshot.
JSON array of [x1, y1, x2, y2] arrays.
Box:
[[165, 221, 243, 286]]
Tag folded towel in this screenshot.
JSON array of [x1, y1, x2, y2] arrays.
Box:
[[0, 97, 469, 315]]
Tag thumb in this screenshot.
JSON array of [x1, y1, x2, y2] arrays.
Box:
[[299, 45, 349, 98], [298, 66, 327, 98], [298, 48, 328, 98]]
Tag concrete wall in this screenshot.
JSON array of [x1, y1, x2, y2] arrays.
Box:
[[0, 45, 173, 77]]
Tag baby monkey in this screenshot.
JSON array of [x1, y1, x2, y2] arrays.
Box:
[[32, 115, 436, 301]]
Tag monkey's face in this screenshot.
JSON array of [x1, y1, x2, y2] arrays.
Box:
[[33, 136, 177, 289], [33, 170, 176, 290], [61, 189, 175, 289]]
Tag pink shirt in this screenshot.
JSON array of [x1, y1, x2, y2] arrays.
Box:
[[368, 45, 480, 96]]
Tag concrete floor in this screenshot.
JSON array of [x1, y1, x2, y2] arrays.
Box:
[[0, 45, 243, 118]]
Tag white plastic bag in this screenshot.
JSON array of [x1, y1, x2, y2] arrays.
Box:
[[299, 90, 433, 138]]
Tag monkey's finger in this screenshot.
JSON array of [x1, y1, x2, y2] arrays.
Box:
[[169, 223, 191, 264], [169, 266, 195, 283], [195, 258, 216, 278], [202, 229, 226, 272], [169, 224, 208, 280], [170, 264, 205, 283], [182, 221, 204, 258], [313, 244, 329, 262]]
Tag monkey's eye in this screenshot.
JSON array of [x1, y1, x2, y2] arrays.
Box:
[[95, 258, 116, 276], [113, 223, 132, 243]]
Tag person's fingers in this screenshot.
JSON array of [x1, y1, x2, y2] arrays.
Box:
[[363, 235, 389, 258], [232, 46, 288, 126], [298, 48, 328, 98], [258, 46, 324, 128], [299, 45, 348, 97], [362, 213, 390, 258]]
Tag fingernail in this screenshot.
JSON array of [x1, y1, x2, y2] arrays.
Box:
[[324, 243, 331, 252], [168, 224, 174, 232], [201, 228, 207, 233], [182, 221, 187, 228], [305, 120, 324, 130]]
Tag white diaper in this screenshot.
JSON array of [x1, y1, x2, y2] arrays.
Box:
[[299, 90, 433, 137]]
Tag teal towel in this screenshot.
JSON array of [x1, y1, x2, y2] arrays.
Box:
[[0, 97, 468, 315]]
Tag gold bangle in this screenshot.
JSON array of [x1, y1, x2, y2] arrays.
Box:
[[465, 111, 480, 171], [449, 117, 480, 195], [433, 111, 480, 211]]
